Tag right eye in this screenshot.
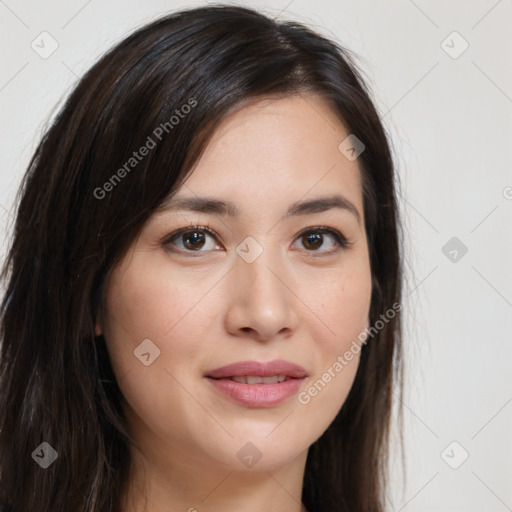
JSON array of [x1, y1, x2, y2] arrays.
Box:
[[162, 225, 223, 255]]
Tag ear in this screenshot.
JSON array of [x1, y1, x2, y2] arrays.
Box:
[[95, 322, 103, 336]]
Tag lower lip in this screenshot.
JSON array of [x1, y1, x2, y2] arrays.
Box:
[[205, 377, 305, 407]]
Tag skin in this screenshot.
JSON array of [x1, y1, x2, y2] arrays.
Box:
[[97, 93, 372, 512]]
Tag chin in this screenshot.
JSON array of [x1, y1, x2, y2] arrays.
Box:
[[195, 425, 311, 472]]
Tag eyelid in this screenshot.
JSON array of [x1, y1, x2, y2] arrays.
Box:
[[161, 224, 221, 255], [161, 223, 216, 243], [161, 224, 352, 255], [293, 226, 352, 253]]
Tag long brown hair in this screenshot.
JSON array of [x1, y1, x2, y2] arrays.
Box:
[[0, 5, 404, 511]]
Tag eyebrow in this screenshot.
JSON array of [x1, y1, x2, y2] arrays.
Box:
[[157, 193, 362, 225]]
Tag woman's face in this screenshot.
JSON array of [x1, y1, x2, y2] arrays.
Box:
[[100, 93, 372, 473]]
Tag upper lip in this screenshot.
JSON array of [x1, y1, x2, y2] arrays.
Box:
[[206, 359, 308, 379]]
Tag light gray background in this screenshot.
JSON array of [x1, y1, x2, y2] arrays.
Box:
[[1, 1, 511, 510]]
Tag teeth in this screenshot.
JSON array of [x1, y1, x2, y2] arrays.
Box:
[[231, 375, 287, 384]]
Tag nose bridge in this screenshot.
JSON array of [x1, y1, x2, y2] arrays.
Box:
[[237, 243, 286, 306], [226, 239, 297, 339]]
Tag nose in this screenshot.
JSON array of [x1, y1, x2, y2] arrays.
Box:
[[224, 248, 299, 342]]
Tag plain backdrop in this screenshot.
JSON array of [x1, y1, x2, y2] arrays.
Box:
[[1, 1, 511, 510]]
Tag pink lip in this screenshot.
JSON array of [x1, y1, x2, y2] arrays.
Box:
[[205, 359, 307, 408], [206, 360, 308, 379]]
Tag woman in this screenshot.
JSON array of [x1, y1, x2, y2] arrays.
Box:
[[0, 5, 404, 511]]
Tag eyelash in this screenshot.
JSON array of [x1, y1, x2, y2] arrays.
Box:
[[162, 223, 352, 257]]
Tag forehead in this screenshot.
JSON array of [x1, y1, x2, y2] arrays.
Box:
[[171, 93, 364, 218]]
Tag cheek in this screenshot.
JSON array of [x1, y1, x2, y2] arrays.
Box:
[[100, 263, 218, 441], [295, 271, 370, 435], [104, 259, 208, 344], [312, 261, 372, 354], [297, 259, 371, 412], [102, 257, 220, 381]]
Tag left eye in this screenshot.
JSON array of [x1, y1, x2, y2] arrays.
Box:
[[163, 226, 349, 255], [293, 228, 349, 253]]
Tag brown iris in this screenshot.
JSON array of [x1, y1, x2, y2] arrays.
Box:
[[301, 233, 323, 250], [182, 231, 206, 250]]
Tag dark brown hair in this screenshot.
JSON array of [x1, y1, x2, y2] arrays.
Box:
[[0, 5, 403, 511]]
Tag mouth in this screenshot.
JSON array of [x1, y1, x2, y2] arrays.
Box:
[[205, 360, 307, 407], [224, 375, 290, 384]]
